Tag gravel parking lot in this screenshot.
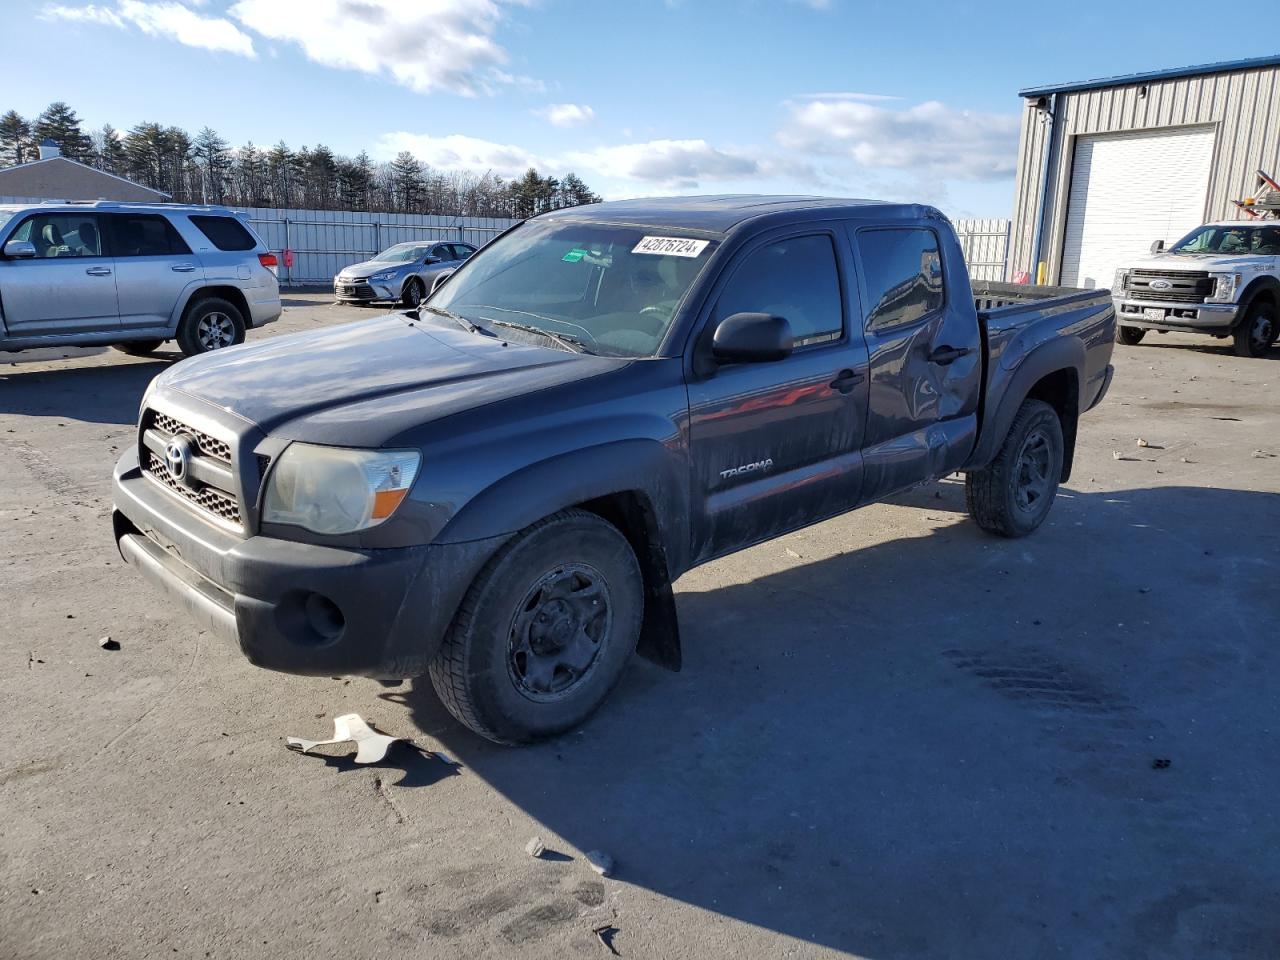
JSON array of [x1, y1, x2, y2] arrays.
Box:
[[3, 294, 1279, 960]]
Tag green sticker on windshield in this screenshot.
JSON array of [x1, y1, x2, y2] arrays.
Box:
[[562, 248, 587, 262]]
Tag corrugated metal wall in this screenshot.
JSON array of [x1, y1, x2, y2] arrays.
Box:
[[953, 218, 1011, 281], [1008, 62, 1280, 282]]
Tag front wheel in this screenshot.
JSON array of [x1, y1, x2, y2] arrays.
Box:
[[429, 509, 643, 744], [176, 297, 246, 357], [401, 277, 425, 309], [1233, 303, 1276, 358], [965, 399, 1064, 538], [1117, 326, 1146, 346]]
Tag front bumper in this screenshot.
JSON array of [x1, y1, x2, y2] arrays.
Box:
[[112, 448, 503, 680], [334, 278, 398, 302], [1114, 297, 1239, 332]]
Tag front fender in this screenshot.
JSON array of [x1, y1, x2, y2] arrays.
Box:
[[1238, 275, 1280, 320]]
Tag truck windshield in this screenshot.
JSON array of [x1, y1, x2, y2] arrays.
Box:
[[1170, 224, 1280, 255], [375, 243, 432, 262], [428, 220, 718, 358]]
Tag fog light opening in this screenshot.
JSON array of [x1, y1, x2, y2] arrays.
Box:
[[304, 593, 346, 641]]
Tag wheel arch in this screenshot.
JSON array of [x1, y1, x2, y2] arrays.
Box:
[[173, 284, 251, 330], [1237, 275, 1280, 321]]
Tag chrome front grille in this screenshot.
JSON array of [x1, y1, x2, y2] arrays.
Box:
[[151, 411, 232, 462], [141, 409, 241, 527], [1125, 269, 1213, 304]]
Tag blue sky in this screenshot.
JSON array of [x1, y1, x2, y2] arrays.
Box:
[[3, 0, 1275, 217]]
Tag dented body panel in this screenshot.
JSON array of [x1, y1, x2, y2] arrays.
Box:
[[112, 196, 1115, 680]]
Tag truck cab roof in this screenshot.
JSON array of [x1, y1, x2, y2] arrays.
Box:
[[536, 195, 942, 235]]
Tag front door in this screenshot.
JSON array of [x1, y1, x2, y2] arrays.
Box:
[[850, 223, 983, 503], [688, 229, 870, 562], [0, 213, 118, 337], [105, 213, 202, 330]]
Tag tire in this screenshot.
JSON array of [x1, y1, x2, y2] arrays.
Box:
[[176, 297, 246, 357], [965, 399, 1064, 538], [111, 339, 164, 356], [429, 509, 644, 744], [1232, 302, 1276, 358], [1116, 326, 1146, 346], [401, 277, 425, 309]]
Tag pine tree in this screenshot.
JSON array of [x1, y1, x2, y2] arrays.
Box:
[[32, 101, 93, 161], [265, 141, 294, 207], [390, 151, 423, 212], [558, 172, 600, 208], [93, 124, 126, 174], [235, 142, 264, 207], [192, 126, 232, 203], [0, 110, 30, 166]]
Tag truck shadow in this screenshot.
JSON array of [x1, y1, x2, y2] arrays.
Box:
[[399, 482, 1280, 957], [0, 355, 169, 424]]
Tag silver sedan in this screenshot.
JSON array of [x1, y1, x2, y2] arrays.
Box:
[[333, 241, 475, 307]]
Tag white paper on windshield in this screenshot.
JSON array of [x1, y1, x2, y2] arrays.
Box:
[[631, 236, 710, 258]]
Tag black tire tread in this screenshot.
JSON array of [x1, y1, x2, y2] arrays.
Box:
[[965, 399, 1060, 538], [176, 296, 246, 357], [1117, 326, 1145, 346], [111, 339, 164, 356]]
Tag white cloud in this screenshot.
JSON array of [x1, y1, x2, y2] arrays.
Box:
[[778, 97, 1019, 180], [40, 1, 256, 57], [536, 103, 596, 128], [566, 139, 760, 190], [230, 0, 527, 96], [374, 132, 540, 178], [791, 91, 900, 102]]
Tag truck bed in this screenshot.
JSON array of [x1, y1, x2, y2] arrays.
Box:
[[972, 280, 1109, 319]]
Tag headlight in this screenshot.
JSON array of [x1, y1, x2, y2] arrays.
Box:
[[1208, 272, 1242, 302], [370, 270, 399, 283], [1112, 268, 1128, 294], [263, 443, 421, 535]]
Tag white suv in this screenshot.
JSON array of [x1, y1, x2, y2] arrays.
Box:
[[0, 201, 281, 357]]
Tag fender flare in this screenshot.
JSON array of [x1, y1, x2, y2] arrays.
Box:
[[965, 335, 1085, 479], [1237, 275, 1280, 322]]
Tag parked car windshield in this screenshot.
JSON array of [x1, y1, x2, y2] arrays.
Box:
[[375, 243, 432, 263], [1170, 224, 1280, 255], [428, 220, 718, 357]]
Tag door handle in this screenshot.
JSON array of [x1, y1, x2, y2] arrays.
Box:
[[928, 344, 973, 366], [85, 267, 112, 276], [171, 263, 197, 273], [829, 368, 865, 394]]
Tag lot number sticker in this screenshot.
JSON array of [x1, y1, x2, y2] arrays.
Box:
[[632, 236, 710, 258]]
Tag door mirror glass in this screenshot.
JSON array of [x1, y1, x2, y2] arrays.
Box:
[[1150, 239, 1165, 254], [712, 312, 793, 363], [4, 239, 36, 259]]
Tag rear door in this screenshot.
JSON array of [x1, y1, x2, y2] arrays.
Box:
[[0, 212, 118, 337], [105, 213, 201, 330], [687, 227, 870, 561], [850, 223, 982, 503]]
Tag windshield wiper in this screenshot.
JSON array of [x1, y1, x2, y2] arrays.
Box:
[[420, 304, 485, 335], [482, 317, 592, 354]]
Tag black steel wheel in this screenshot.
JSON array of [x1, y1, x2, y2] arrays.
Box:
[[1233, 303, 1276, 358], [1117, 326, 1146, 346], [965, 399, 1064, 538]]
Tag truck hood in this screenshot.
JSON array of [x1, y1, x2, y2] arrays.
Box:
[[1124, 253, 1270, 272], [155, 313, 623, 445]]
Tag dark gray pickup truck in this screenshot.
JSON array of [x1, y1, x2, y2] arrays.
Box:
[[113, 196, 1116, 743]]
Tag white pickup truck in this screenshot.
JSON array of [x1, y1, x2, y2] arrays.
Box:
[[1111, 221, 1280, 358]]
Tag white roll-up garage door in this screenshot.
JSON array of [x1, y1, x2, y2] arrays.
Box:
[[1059, 126, 1215, 289]]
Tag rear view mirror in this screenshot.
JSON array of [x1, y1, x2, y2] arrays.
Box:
[[712, 312, 793, 363], [4, 239, 36, 259], [1150, 239, 1165, 254]]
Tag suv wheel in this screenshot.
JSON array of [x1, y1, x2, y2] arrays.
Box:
[[111, 340, 165, 357], [429, 509, 644, 744], [177, 297, 246, 357], [1233, 302, 1276, 358], [965, 399, 1064, 538], [401, 278, 425, 309], [1117, 326, 1146, 346]]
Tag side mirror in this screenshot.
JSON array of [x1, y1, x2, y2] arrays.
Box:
[[431, 269, 455, 294], [712, 312, 793, 363], [4, 239, 36, 259], [1150, 239, 1165, 254], [423, 256, 440, 265]]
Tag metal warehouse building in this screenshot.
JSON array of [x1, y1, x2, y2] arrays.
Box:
[[1008, 55, 1280, 288]]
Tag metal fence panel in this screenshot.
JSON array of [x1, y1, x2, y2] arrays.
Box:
[[952, 218, 1011, 282]]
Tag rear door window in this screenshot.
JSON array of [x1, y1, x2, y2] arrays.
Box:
[[451, 243, 476, 260], [716, 234, 844, 347], [855, 228, 944, 330], [11, 213, 105, 258], [106, 214, 191, 257], [189, 215, 257, 251]]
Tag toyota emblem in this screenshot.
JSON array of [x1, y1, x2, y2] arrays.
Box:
[[164, 435, 193, 483]]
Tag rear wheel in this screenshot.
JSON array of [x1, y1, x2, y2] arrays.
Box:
[[1117, 326, 1146, 346], [965, 399, 1064, 538], [111, 339, 164, 356], [429, 509, 644, 744], [1232, 302, 1276, 358], [176, 297, 246, 357]]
